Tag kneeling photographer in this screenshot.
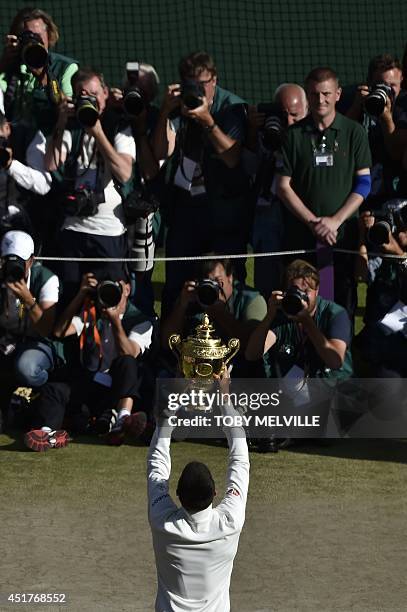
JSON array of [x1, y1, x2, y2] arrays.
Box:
[[356, 203, 407, 377], [24, 270, 153, 451], [161, 256, 267, 377], [45, 67, 136, 305], [0, 230, 59, 429]]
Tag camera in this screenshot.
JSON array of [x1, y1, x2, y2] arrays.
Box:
[[281, 287, 309, 316], [122, 186, 159, 223], [364, 83, 395, 117], [75, 94, 99, 127], [63, 186, 104, 218], [367, 199, 407, 246], [196, 279, 220, 307], [18, 30, 48, 69], [0, 136, 11, 169], [181, 79, 205, 110], [123, 61, 145, 117], [96, 280, 123, 309], [0, 254, 26, 283], [257, 103, 286, 150]]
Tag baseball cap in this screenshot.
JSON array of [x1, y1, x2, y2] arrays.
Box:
[[1, 230, 35, 260]]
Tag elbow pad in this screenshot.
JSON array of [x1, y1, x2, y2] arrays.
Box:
[[352, 174, 371, 199]]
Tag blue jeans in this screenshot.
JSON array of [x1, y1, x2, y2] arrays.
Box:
[[14, 341, 55, 388]]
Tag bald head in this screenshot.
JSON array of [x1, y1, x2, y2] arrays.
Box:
[[274, 83, 308, 126]]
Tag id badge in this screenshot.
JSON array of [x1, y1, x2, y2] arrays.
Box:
[[313, 147, 334, 167], [174, 157, 197, 191]]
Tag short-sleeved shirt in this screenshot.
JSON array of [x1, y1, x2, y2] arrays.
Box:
[[61, 127, 136, 236], [278, 112, 371, 247], [264, 296, 353, 379]]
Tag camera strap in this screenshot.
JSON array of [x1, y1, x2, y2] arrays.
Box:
[[79, 298, 103, 372]]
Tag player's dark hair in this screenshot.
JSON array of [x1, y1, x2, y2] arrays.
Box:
[[177, 461, 216, 512]]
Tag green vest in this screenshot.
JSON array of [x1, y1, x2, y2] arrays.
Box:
[[265, 296, 353, 379], [1, 51, 77, 134], [30, 262, 56, 300]]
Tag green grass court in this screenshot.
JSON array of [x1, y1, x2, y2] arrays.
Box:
[[1, 258, 406, 611]]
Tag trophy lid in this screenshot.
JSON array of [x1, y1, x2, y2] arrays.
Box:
[[183, 313, 226, 356]]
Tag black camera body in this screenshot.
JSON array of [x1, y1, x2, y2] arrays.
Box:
[[95, 280, 123, 309], [0, 136, 11, 169], [281, 287, 309, 316], [122, 186, 159, 222], [367, 199, 407, 246], [0, 254, 26, 283], [122, 61, 145, 117], [181, 79, 205, 110], [196, 278, 220, 307], [364, 83, 395, 118], [75, 94, 99, 127], [63, 186, 104, 218], [257, 102, 286, 150], [18, 30, 48, 69]]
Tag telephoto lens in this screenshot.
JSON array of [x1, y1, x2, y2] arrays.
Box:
[[281, 287, 309, 316], [97, 280, 123, 309], [75, 95, 99, 127], [3, 255, 26, 283], [364, 83, 394, 117], [19, 30, 48, 69], [196, 279, 220, 307]]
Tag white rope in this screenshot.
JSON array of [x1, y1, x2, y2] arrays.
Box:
[[35, 247, 407, 263]]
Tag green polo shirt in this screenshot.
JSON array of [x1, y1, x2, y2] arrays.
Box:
[[264, 296, 353, 379], [278, 112, 371, 246]]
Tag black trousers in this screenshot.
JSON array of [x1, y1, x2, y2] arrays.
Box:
[[32, 355, 141, 431]]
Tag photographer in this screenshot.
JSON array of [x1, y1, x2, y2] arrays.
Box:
[[152, 51, 251, 316], [161, 256, 267, 377], [0, 110, 51, 236], [45, 67, 136, 304], [0, 7, 78, 132], [248, 83, 308, 299], [109, 62, 161, 316], [346, 54, 407, 202], [24, 270, 153, 451], [245, 259, 353, 378], [356, 206, 407, 377], [0, 230, 59, 396]]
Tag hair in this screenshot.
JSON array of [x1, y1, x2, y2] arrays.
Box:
[[71, 67, 107, 92], [284, 259, 320, 290], [304, 67, 339, 89], [177, 461, 215, 512], [139, 62, 160, 99], [367, 53, 402, 83], [179, 51, 217, 80], [274, 82, 308, 108], [9, 7, 59, 47], [195, 254, 234, 279]]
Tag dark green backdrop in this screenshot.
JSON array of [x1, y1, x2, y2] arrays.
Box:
[[1, 1, 405, 102]]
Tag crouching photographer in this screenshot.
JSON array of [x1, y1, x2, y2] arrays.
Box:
[[160, 256, 267, 377], [24, 270, 154, 451], [45, 67, 136, 305], [356, 203, 407, 377], [245, 260, 353, 451], [0, 230, 59, 430]]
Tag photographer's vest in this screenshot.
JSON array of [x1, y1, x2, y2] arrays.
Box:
[[2, 52, 77, 134], [165, 86, 251, 230]]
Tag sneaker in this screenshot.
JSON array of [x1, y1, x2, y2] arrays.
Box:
[[107, 411, 147, 446], [24, 429, 69, 452]]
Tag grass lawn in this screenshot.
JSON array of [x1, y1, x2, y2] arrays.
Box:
[[1, 256, 405, 612]]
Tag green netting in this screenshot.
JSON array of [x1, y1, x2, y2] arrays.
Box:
[[0, 1, 405, 102]]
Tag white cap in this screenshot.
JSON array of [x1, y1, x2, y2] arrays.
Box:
[[1, 230, 35, 260]]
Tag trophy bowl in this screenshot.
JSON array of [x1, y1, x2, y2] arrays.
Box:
[[169, 314, 240, 386]]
